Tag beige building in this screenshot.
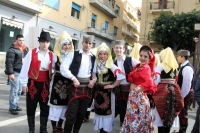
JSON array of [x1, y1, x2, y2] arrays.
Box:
[[0, 0, 141, 67], [139, 0, 200, 52]]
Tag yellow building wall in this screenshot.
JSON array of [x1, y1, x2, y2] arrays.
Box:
[[37, 0, 123, 40], [140, 0, 200, 48]]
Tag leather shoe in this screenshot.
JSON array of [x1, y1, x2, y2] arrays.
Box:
[[9, 109, 18, 115], [16, 106, 22, 111]]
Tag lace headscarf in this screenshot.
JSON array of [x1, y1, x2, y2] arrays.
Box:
[[54, 31, 74, 63], [95, 42, 113, 69]]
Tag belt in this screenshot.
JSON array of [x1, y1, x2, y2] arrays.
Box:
[[160, 79, 175, 84], [119, 84, 130, 92], [96, 83, 111, 87]]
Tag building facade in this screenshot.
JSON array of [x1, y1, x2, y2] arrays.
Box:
[[0, 0, 140, 67], [139, 0, 200, 52]]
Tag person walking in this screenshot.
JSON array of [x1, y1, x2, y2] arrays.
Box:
[[60, 34, 96, 133], [19, 31, 57, 133], [5, 34, 29, 115], [48, 31, 74, 133]]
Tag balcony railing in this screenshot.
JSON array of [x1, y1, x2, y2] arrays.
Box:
[[0, 0, 42, 14], [122, 27, 128, 35], [89, 0, 117, 18], [123, 15, 129, 24], [87, 23, 116, 41], [150, 1, 175, 13]]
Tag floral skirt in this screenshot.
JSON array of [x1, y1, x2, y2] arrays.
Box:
[[120, 90, 154, 133]]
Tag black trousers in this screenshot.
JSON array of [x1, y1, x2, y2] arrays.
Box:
[[26, 79, 49, 117], [191, 106, 200, 133], [65, 86, 91, 131], [158, 127, 170, 133], [118, 91, 129, 123], [178, 92, 193, 133]]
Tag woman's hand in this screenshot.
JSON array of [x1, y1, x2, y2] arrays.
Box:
[[135, 86, 143, 93], [130, 83, 136, 91], [104, 84, 115, 89]]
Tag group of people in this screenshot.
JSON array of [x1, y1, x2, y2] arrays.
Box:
[[4, 30, 197, 133]]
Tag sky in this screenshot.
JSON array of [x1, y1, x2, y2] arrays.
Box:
[[127, 0, 142, 8]]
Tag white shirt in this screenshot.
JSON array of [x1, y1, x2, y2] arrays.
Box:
[[60, 49, 93, 80], [154, 63, 162, 85], [93, 61, 125, 81], [19, 48, 57, 87], [179, 60, 194, 98], [115, 55, 138, 84]]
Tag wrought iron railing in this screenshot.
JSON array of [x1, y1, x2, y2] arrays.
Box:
[[87, 23, 116, 37], [150, 1, 175, 10]]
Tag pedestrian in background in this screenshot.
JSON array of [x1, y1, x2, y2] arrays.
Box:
[[5, 34, 28, 115]]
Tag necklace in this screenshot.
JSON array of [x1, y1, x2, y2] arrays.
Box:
[[98, 60, 106, 70]]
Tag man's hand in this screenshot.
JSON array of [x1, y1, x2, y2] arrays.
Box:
[[9, 74, 15, 81], [88, 80, 96, 88], [73, 78, 80, 88], [22, 86, 28, 93]]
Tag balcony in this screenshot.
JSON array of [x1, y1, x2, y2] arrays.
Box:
[[0, 0, 42, 14], [122, 27, 128, 35], [87, 23, 116, 41], [123, 15, 129, 24], [89, 0, 117, 18], [131, 33, 139, 41], [127, 20, 137, 31], [127, 9, 138, 20], [150, 1, 175, 13]]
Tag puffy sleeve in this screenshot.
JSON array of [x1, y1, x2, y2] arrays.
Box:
[[140, 66, 157, 93], [128, 64, 157, 93], [111, 64, 125, 80]]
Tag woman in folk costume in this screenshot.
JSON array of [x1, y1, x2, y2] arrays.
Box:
[[152, 47, 184, 133], [120, 45, 157, 133], [48, 31, 74, 133], [93, 43, 125, 133]]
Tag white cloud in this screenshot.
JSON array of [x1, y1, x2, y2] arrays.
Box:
[[127, 0, 142, 7]]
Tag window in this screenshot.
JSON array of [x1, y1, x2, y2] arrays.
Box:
[[91, 14, 96, 28], [45, 0, 59, 10], [0, 18, 23, 52], [104, 21, 109, 33], [115, 5, 120, 16], [114, 26, 118, 36], [71, 3, 80, 19]]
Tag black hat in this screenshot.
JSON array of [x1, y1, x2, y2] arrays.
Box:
[[38, 31, 51, 42]]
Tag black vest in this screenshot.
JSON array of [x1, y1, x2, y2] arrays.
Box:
[[177, 62, 194, 89], [160, 69, 176, 79], [114, 56, 132, 81], [96, 68, 115, 83], [69, 51, 95, 79]]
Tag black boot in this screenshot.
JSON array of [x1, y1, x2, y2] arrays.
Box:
[[64, 122, 73, 133], [100, 128, 104, 133], [28, 116, 35, 133], [40, 117, 48, 133], [73, 120, 83, 133]]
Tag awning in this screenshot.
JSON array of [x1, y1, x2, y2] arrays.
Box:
[[1, 18, 23, 29], [71, 36, 79, 41], [42, 28, 57, 39]]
